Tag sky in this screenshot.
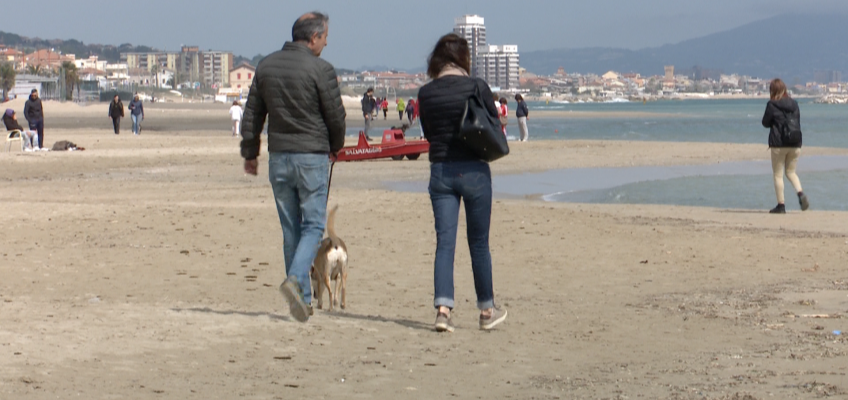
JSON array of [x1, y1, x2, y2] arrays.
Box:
[[4, 0, 848, 71]]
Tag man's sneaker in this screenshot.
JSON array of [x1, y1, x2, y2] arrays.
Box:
[[479, 306, 508, 330], [434, 312, 455, 333], [769, 204, 786, 214], [279, 278, 310, 323], [799, 192, 810, 211]]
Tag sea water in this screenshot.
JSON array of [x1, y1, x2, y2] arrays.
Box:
[[383, 99, 848, 210]]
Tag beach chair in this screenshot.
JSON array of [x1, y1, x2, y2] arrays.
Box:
[[4, 130, 23, 153]]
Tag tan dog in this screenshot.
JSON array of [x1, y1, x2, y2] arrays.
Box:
[[310, 206, 349, 311]]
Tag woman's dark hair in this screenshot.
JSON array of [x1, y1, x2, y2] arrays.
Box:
[[426, 33, 471, 79], [514, 94, 523, 101], [233, 100, 239, 106], [499, 97, 508, 105], [769, 78, 789, 101]]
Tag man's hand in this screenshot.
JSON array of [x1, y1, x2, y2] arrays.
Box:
[[330, 151, 339, 162], [244, 159, 258, 176]]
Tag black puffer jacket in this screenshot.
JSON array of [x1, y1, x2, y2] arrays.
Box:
[[418, 76, 499, 162], [24, 95, 43, 122], [762, 97, 801, 148], [241, 42, 346, 160]]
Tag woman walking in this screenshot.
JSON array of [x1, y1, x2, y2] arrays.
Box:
[[498, 97, 508, 136], [418, 33, 507, 333], [108, 95, 124, 134], [128, 94, 144, 135], [762, 78, 809, 214], [515, 94, 529, 141]]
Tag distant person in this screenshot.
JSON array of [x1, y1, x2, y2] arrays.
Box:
[[372, 96, 379, 119], [762, 78, 809, 214], [240, 11, 345, 322], [3, 109, 39, 151], [23, 89, 44, 148], [361, 87, 374, 140], [515, 94, 529, 141], [229, 100, 243, 137], [405, 97, 415, 124], [128, 94, 144, 135], [498, 97, 508, 136], [492, 93, 499, 110], [412, 97, 419, 124], [108, 95, 124, 134], [418, 33, 507, 333], [381, 97, 388, 120], [396, 97, 405, 121]]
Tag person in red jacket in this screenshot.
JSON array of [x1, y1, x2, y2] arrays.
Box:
[[411, 98, 419, 125], [381, 98, 388, 120]]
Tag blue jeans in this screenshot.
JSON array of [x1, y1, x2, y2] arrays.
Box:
[[429, 161, 495, 310], [131, 114, 141, 134], [28, 119, 44, 148], [268, 152, 330, 305]]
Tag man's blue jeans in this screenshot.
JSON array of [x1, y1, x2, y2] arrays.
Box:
[[429, 161, 495, 311], [268, 152, 329, 305], [131, 114, 141, 134]]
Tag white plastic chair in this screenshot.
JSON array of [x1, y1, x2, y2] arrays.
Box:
[[4, 130, 23, 153]]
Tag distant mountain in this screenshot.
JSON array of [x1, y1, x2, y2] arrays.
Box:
[[522, 14, 848, 82], [0, 31, 159, 63], [0, 31, 262, 67]]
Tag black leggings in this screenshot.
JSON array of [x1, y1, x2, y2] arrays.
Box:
[[112, 117, 121, 133]]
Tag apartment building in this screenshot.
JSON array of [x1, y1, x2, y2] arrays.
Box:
[[476, 45, 520, 90], [121, 45, 232, 87], [453, 15, 486, 79]]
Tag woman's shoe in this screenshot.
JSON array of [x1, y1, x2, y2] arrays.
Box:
[[769, 204, 786, 214], [434, 312, 455, 333], [798, 192, 810, 211], [479, 307, 507, 330]]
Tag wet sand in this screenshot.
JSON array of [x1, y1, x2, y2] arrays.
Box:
[[2, 101, 848, 399]]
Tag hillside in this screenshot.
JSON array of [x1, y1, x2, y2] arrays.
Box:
[[521, 14, 848, 81]]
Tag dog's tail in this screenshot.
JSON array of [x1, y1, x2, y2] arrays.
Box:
[[326, 205, 339, 239]]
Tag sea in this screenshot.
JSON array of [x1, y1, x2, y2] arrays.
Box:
[[383, 98, 848, 211]]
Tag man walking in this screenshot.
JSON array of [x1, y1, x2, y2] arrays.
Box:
[[361, 87, 374, 140], [24, 89, 44, 148], [108, 94, 124, 134], [241, 11, 346, 322]]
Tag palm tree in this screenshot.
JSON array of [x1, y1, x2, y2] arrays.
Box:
[[0, 63, 15, 101], [61, 61, 79, 101], [151, 63, 160, 88]]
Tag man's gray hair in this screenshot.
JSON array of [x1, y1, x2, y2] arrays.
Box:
[[292, 12, 329, 42]]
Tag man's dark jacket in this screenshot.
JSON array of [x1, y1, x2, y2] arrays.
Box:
[[241, 42, 346, 160], [24, 95, 43, 122], [762, 97, 801, 148], [109, 100, 124, 118]]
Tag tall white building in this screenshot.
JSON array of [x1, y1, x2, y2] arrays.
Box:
[[453, 15, 487, 78], [477, 45, 520, 90]]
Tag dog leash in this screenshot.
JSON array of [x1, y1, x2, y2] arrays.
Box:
[[326, 160, 335, 207]]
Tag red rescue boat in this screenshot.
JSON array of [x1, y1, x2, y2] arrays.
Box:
[[335, 126, 429, 162]]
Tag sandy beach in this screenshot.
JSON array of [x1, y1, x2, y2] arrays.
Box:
[[2, 101, 848, 399]]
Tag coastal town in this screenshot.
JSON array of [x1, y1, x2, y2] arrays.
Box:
[[1, 14, 846, 104]]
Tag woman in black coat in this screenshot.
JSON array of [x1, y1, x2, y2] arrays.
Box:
[[761, 78, 809, 214], [108, 95, 124, 134], [417, 33, 507, 333]]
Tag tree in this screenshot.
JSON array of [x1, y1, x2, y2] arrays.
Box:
[[26, 64, 51, 77], [61, 61, 79, 101], [0, 63, 15, 101], [151, 63, 160, 88]]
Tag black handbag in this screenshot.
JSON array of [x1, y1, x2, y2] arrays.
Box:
[[456, 80, 509, 162]]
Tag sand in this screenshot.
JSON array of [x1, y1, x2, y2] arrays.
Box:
[[2, 101, 848, 399]]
